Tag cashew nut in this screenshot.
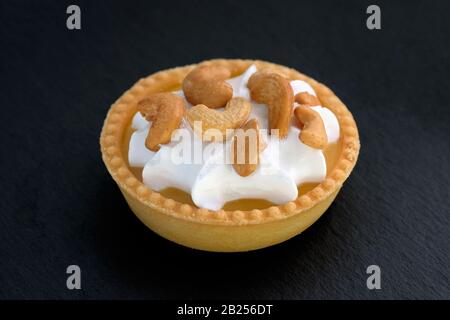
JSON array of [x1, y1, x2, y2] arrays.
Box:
[[247, 71, 294, 139], [294, 105, 328, 149], [187, 97, 252, 141], [137, 93, 186, 151], [295, 92, 321, 106], [232, 119, 266, 177], [182, 65, 233, 109]]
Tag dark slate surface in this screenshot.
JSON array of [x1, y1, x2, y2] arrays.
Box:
[[0, 0, 449, 299]]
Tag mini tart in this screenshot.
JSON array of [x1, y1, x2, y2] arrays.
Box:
[[100, 59, 360, 252]]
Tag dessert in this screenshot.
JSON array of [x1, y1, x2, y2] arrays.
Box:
[[100, 59, 360, 252]]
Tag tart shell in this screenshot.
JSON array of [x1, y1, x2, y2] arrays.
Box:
[[100, 59, 360, 252]]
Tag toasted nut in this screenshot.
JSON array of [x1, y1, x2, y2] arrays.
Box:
[[137, 93, 186, 151], [187, 97, 251, 141], [247, 71, 293, 139], [182, 65, 233, 109], [232, 119, 266, 177], [294, 105, 328, 149], [295, 92, 321, 106]]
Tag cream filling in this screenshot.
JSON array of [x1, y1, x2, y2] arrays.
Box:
[[129, 65, 340, 210]]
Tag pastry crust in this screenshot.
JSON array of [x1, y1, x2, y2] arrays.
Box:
[[100, 59, 360, 248]]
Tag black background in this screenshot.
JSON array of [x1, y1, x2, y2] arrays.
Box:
[[0, 0, 449, 299]]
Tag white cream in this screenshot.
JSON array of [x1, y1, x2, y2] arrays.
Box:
[[192, 142, 298, 210], [226, 64, 258, 100], [143, 144, 204, 193], [311, 106, 340, 144], [129, 65, 340, 210], [128, 127, 154, 167], [131, 112, 150, 131], [291, 80, 316, 97]]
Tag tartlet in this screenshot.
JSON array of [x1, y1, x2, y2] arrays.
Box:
[[100, 59, 360, 252]]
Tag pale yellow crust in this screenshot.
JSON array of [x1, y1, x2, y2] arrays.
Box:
[[100, 59, 360, 227]]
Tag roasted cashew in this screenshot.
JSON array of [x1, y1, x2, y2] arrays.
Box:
[[137, 93, 186, 151], [182, 65, 233, 109], [247, 71, 294, 139], [294, 105, 328, 149], [187, 97, 252, 141]]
